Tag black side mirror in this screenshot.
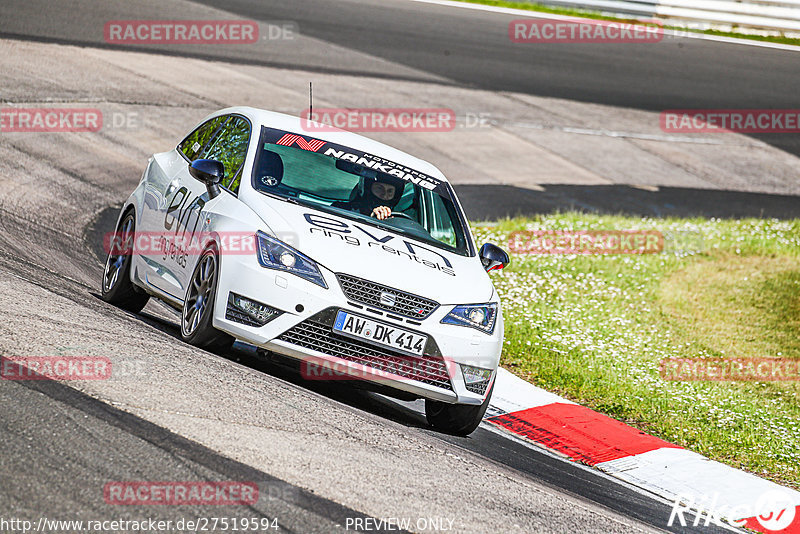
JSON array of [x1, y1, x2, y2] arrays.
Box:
[[479, 243, 509, 272], [189, 159, 224, 199]]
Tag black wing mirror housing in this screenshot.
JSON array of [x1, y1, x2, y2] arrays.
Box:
[[479, 243, 509, 272], [189, 159, 224, 199]]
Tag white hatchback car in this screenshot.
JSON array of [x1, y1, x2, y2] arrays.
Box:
[[102, 107, 509, 435]]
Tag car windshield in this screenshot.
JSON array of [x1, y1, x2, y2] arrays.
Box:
[[251, 138, 471, 256]]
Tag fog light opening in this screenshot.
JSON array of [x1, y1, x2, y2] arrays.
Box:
[[460, 364, 492, 395], [229, 293, 281, 326]]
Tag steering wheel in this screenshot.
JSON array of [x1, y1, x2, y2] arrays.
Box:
[[388, 211, 414, 221]]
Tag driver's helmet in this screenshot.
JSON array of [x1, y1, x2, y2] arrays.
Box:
[[352, 172, 405, 214]]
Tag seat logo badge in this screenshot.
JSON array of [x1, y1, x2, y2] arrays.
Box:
[[380, 291, 397, 307]]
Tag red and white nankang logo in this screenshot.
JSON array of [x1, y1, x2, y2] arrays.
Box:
[[276, 133, 326, 152]]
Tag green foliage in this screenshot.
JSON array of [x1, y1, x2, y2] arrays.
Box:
[[474, 214, 800, 488]]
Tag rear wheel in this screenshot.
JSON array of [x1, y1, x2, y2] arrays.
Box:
[[425, 381, 495, 436], [101, 210, 150, 313], [181, 246, 234, 351]]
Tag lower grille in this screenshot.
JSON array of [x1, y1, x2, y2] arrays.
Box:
[[277, 309, 452, 391], [225, 305, 262, 327], [465, 380, 490, 396]]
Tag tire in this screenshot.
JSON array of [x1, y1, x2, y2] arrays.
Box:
[[425, 380, 495, 436], [101, 210, 150, 313], [180, 246, 234, 351]]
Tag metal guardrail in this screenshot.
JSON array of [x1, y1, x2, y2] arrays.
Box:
[[512, 0, 800, 32]]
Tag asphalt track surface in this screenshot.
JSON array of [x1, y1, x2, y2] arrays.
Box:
[[3, 0, 799, 222], [0, 0, 787, 532], [2, 0, 798, 159]]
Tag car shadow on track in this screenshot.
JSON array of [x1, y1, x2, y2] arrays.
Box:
[[100, 300, 433, 432], [87, 207, 435, 434], [233, 343, 433, 431]]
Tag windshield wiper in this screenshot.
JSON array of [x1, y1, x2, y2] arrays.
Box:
[[257, 189, 302, 206]]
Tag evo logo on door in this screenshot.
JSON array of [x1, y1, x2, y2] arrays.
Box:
[[164, 186, 205, 235]]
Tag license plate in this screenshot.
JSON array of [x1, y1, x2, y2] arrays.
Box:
[[333, 311, 427, 356]]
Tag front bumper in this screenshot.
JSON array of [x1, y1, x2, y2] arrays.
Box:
[[213, 252, 502, 405]]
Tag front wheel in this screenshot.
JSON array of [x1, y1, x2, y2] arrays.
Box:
[[425, 381, 495, 436], [101, 210, 150, 313], [181, 246, 234, 351]]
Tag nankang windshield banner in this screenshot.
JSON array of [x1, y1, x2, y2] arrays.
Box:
[[260, 126, 448, 196]]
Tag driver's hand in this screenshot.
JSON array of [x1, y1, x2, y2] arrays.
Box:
[[371, 206, 391, 220]]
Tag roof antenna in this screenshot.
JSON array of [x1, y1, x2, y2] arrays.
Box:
[[309, 82, 313, 120]]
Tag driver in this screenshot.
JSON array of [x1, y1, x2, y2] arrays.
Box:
[[333, 173, 405, 220]]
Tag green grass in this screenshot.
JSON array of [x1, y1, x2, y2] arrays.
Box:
[[454, 0, 800, 47], [472, 214, 800, 489]]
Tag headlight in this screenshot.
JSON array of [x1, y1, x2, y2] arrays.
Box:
[[441, 302, 498, 334], [256, 231, 327, 288]]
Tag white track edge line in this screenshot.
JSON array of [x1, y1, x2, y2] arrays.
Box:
[[410, 0, 800, 52]]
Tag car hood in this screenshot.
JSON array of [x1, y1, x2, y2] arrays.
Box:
[[243, 192, 494, 305]]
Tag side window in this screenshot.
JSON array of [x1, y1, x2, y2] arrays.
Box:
[[203, 116, 251, 194], [422, 190, 457, 247], [178, 116, 227, 161]]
